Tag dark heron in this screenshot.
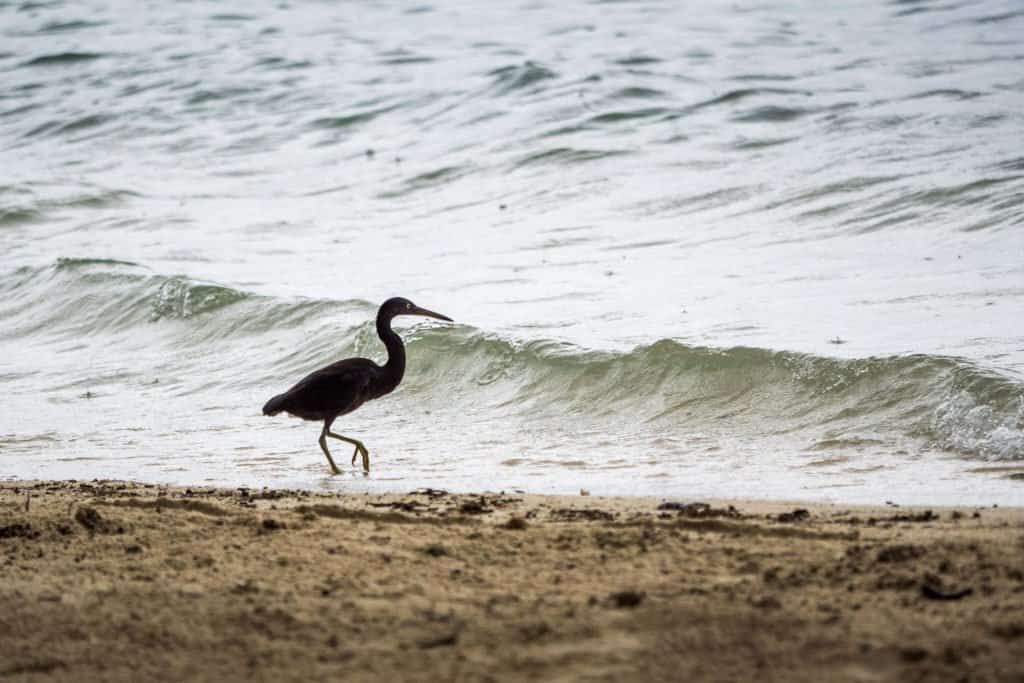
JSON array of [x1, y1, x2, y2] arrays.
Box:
[[262, 297, 452, 473]]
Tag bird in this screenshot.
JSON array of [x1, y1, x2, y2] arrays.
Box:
[[262, 297, 452, 474]]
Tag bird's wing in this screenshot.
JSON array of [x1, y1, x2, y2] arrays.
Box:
[[275, 358, 380, 418]]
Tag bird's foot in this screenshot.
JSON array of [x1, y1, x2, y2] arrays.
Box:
[[351, 445, 370, 472], [320, 436, 342, 475]]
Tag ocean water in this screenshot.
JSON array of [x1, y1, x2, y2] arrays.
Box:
[[2, 0, 1023, 505]]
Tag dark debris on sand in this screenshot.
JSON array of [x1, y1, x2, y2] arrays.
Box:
[[657, 502, 742, 519]]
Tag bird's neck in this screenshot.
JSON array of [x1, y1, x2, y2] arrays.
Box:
[[376, 312, 406, 382]]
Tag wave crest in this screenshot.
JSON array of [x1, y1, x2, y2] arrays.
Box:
[[2, 260, 1021, 462]]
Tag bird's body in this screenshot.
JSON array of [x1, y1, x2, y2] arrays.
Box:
[[263, 358, 391, 422], [262, 297, 452, 473]]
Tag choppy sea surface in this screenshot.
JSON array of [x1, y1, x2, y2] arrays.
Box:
[[2, 0, 1023, 505]]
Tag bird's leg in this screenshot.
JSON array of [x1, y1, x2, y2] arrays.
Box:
[[326, 431, 370, 472], [318, 427, 342, 475]]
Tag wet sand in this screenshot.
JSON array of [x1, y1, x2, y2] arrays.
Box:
[[2, 480, 1023, 682]]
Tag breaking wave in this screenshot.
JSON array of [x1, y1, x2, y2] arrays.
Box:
[[2, 259, 1021, 462]]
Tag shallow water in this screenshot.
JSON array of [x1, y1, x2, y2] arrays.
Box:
[[1, 0, 1023, 504]]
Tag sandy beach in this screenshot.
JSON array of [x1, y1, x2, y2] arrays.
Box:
[[1, 480, 1022, 682]]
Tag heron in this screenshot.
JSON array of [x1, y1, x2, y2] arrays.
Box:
[[262, 297, 452, 473]]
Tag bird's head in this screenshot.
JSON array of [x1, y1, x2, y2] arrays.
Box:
[[380, 297, 453, 322]]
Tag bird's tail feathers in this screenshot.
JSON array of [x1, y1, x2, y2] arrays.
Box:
[[262, 393, 288, 416]]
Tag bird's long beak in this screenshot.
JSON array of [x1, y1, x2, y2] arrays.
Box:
[[411, 306, 453, 322]]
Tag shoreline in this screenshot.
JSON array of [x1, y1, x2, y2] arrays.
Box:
[[3, 480, 1023, 681]]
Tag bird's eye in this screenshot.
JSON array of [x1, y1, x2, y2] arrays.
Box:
[[406, 303, 412, 309]]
